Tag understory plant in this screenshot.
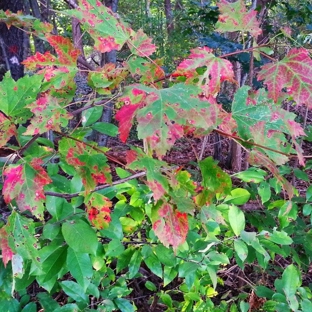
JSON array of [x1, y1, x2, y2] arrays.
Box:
[[0, 0, 312, 311]]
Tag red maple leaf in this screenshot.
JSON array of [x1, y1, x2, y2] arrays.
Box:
[[0, 227, 14, 267], [128, 29, 156, 57], [173, 47, 235, 97], [153, 203, 188, 250], [0, 112, 16, 147], [85, 193, 112, 229], [258, 48, 312, 108], [216, 0, 262, 38], [3, 159, 52, 219]]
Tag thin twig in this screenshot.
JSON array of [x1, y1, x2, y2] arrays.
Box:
[[45, 171, 146, 199]]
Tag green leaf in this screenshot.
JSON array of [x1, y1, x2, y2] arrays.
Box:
[[21, 302, 37, 312], [262, 229, 293, 245], [39, 244, 68, 283], [82, 106, 103, 126], [0, 72, 42, 123], [91, 122, 118, 137], [228, 205, 245, 236], [256, 285, 275, 299], [301, 299, 312, 311], [240, 301, 250, 312], [60, 281, 88, 303], [114, 298, 135, 312], [116, 248, 135, 273], [160, 293, 173, 308], [277, 264, 301, 299], [199, 157, 232, 200], [306, 185, 312, 201], [128, 250, 142, 279], [62, 220, 98, 254], [6, 212, 41, 271], [234, 168, 267, 183], [66, 248, 93, 292], [142, 246, 163, 278], [234, 239, 248, 262], [145, 281, 157, 291], [224, 188, 250, 205], [37, 293, 60, 312], [105, 239, 125, 257], [293, 168, 309, 182], [258, 181, 271, 204]]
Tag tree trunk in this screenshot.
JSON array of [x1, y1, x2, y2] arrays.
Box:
[[97, 0, 119, 147], [164, 0, 174, 36], [0, 0, 25, 80], [29, 0, 45, 53]]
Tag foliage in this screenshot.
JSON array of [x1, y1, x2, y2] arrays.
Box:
[[0, 0, 311, 311]]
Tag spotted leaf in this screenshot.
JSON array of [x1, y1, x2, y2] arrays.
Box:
[[3, 159, 52, 219]]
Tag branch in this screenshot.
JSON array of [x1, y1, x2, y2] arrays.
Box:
[[215, 129, 298, 158], [45, 171, 146, 199], [63, 0, 78, 9]]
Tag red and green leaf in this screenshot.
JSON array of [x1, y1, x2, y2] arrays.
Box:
[[0, 112, 16, 147], [0, 73, 43, 123], [88, 63, 128, 95], [216, 0, 262, 38], [258, 48, 312, 108], [117, 83, 220, 157], [0, 227, 14, 267], [127, 56, 165, 85], [126, 148, 169, 200], [66, 0, 131, 53], [173, 47, 235, 97], [59, 138, 111, 193], [24, 94, 72, 135], [195, 157, 232, 205], [153, 202, 188, 250], [3, 159, 52, 219], [128, 29, 156, 57], [6, 211, 41, 270], [85, 193, 112, 229]]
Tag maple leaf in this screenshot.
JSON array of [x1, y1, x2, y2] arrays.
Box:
[[59, 138, 112, 193], [248, 150, 294, 200], [127, 56, 165, 85], [23, 35, 80, 69], [173, 47, 236, 97], [65, 0, 131, 53], [215, 0, 262, 38], [0, 73, 43, 123], [167, 170, 196, 214], [89, 63, 128, 95], [249, 122, 291, 165], [153, 202, 188, 250], [3, 159, 52, 219], [128, 29, 156, 57], [0, 227, 14, 267], [85, 193, 112, 229], [232, 87, 304, 164], [0, 112, 16, 147], [117, 83, 220, 157], [194, 157, 232, 205], [24, 94, 72, 135], [126, 148, 169, 200], [6, 211, 41, 270], [258, 48, 312, 108]]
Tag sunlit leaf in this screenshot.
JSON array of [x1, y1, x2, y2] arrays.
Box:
[[216, 0, 262, 38], [258, 48, 312, 108], [3, 159, 52, 219], [153, 202, 188, 250]]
